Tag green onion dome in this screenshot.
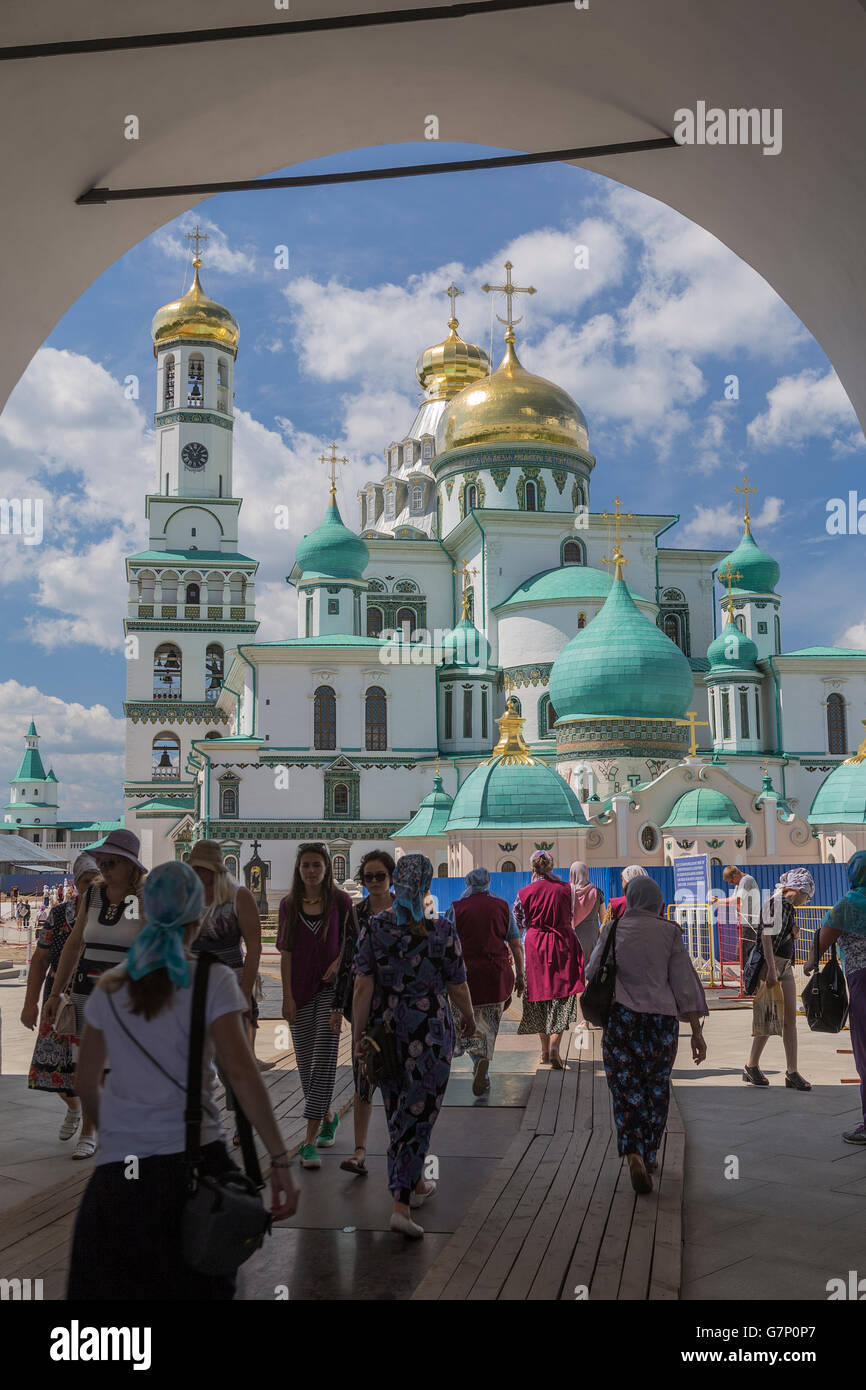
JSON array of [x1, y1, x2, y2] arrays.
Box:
[[719, 525, 780, 595], [295, 493, 369, 581], [549, 571, 693, 721], [440, 614, 491, 668], [707, 617, 759, 672], [808, 729, 866, 824], [662, 787, 746, 828]]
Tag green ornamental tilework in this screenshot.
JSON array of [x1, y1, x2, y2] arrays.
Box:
[[549, 578, 693, 720], [490, 467, 509, 491], [458, 471, 486, 518], [295, 498, 369, 581], [154, 411, 233, 431], [446, 758, 588, 830], [555, 718, 689, 746], [808, 763, 866, 824], [552, 469, 568, 494], [445, 479, 455, 499], [504, 662, 553, 690], [516, 467, 547, 511], [719, 528, 780, 594], [205, 820, 403, 838], [662, 788, 746, 828]]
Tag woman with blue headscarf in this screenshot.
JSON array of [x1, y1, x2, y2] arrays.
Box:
[[352, 853, 476, 1238], [807, 851, 866, 1144], [67, 861, 299, 1300]]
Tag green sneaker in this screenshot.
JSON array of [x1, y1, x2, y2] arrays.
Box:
[[299, 1143, 321, 1169], [317, 1114, 339, 1148]]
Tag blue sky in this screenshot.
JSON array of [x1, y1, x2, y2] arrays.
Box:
[[0, 142, 862, 818]]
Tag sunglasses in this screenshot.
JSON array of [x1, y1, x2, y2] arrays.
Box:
[[363, 871, 389, 883], [96, 858, 122, 870]]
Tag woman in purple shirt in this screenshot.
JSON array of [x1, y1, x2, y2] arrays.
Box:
[[278, 844, 354, 1169], [586, 876, 708, 1195]]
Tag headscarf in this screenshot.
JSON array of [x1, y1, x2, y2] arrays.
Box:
[[776, 867, 815, 900], [569, 861, 598, 927], [530, 850, 555, 879], [126, 861, 204, 988], [392, 853, 434, 926], [72, 853, 99, 887], [821, 851, 866, 939], [462, 867, 491, 898], [624, 876, 665, 917], [621, 864, 650, 886]]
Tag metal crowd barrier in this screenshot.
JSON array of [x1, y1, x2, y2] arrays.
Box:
[[666, 901, 830, 995]]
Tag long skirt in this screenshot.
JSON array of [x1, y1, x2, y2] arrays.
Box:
[[28, 1006, 77, 1096], [379, 1020, 454, 1203], [602, 1003, 680, 1166], [518, 994, 580, 1035], [848, 967, 866, 1123], [289, 986, 340, 1121], [67, 1140, 237, 1300], [453, 1002, 506, 1064]]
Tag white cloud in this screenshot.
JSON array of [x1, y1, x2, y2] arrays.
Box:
[[837, 622, 866, 650], [0, 680, 125, 821], [151, 216, 256, 277], [676, 496, 784, 547], [747, 368, 865, 453]]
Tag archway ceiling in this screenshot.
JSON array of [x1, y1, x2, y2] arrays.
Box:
[[2, 0, 864, 428]]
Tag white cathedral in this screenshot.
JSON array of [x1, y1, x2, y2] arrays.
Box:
[[121, 250, 866, 900]]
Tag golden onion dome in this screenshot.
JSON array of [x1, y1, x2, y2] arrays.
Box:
[[151, 258, 239, 357], [436, 328, 590, 453], [415, 315, 491, 401]]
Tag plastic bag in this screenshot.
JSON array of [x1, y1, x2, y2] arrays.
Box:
[[752, 980, 784, 1037]]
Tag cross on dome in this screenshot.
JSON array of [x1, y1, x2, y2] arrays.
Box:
[[734, 474, 758, 534], [186, 224, 209, 266], [601, 497, 634, 579], [481, 261, 536, 341], [444, 281, 462, 329], [452, 559, 478, 617], [319, 442, 348, 499], [718, 561, 743, 619]]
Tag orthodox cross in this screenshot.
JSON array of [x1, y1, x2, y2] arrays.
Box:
[[319, 442, 348, 499], [718, 561, 742, 621], [481, 261, 536, 331], [601, 496, 633, 574], [680, 710, 709, 757], [453, 559, 478, 616], [444, 281, 462, 327], [186, 224, 209, 263], [734, 474, 757, 533], [250, 838, 262, 858]]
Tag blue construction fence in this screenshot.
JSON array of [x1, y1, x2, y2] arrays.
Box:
[[0, 869, 67, 897], [426, 861, 850, 914]]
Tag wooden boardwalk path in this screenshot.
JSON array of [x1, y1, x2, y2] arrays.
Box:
[[0, 1032, 355, 1300], [412, 1026, 684, 1301]]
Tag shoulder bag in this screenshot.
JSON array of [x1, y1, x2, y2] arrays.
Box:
[[580, 920, 618, 1027], [108, 952, 272, 1276], [360, 936, 401, 1086], [801, 942, 850, 1034]]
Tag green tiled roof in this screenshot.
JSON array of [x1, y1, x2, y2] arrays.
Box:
[[663, 788, 746, 828], [495, 565, 647, 610], [719, 526, 780, 594], [781, 647, 866, 659], [808, 764, 866, 825], [707, 619, 758, 672], [395, 773, 453, 838], [128, 549, 257, 566], [134, 798, 196, 814], [549, 576, 693, 721], [688, 657, 710, 672], [446, 758, 587, 831], [12, 747, 48, 783], [441, 616, 491, 669], [26, 720, 37, 737], [295, 497, 369, 582]]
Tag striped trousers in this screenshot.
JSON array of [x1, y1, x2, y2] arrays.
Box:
[[290, 986, 340, 1121]]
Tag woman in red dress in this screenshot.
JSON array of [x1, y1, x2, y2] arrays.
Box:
[[514, 851, 584, 1069]]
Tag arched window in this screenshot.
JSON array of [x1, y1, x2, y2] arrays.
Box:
[[774, 614, 781, 652], [152, 732, 180, 779], [314, 686, 336, 750], [205, 644, 224, 701], [466, 484, 478, 511], [163, 354, 175, 409], [577, 612, 587, 630], [217, 357, 230, 413], [437, 863, 448, 877], [710, 857, 723, 868], [509, 695, 522, 715], [332, 854, 347, 882], [396, 607, 416, 637], [365, 686, 387, 750], [183, 582, 199, 605], [366, 605, 383, 637], [827, 692, 847, 755], [754, 688, 762, 740], [538, 693, 557, 738], [663, 614, 681, 646], [153, 643, 182, 699], [333, 784, 349, 815], [722, 689, 731, 740], [187, 354, 204, 406], [735, 615, 745, 635], [738, 686, 750, 739], [561, 539, 584, 565], [221, 787, 237, 817], [573, 482, 586, 508], [501, 860, 517, 873], [524, 481, 538, 511], [224, 854, 239, 878], [411, 484, 424, 511], [205, 730, 221, 740]]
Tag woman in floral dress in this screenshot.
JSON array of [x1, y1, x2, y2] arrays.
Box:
[[21, 855, 100, 1142], [352, 853, 476, 1239]]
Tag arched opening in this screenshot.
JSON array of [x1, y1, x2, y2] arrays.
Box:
[[185, 581, 200, 605], [333, 783, 349, 815], [224, 854, 239, 878], [332, 853, 347, 882], [314, 685, 337, 750], [217, 356, 230, 413], [163, 354, 175, 409], [153, 643, 182, 699], [538, 693, 557, 738], [205, 643, 224, 701], [187, 353, 204, 406], [466, 483, 478, 511], [152, 732, 180, 780], [396, 606, 416, 638], [827, 692, 847, 754], [365, 686, 387, 750], [220, 785, 238, 817], [411, 483, 424, 511], [663, 613, 681, 646], [524, 481, 538, 511], [561, 538, 584, 565], [501, 860, 517, 873], [366, 605, 383, 637]]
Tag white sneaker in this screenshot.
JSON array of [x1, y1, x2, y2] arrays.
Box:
[[72, 1136, 97, 1160], [59, 1108, 82, 1141]]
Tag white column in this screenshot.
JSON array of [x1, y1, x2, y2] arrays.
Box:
[[613, 794, 630, 859], [763, 794, 778, 856], [154, 577, 163, 617]]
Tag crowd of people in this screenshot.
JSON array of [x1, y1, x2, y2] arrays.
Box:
[[13, 831, 866, 1297]]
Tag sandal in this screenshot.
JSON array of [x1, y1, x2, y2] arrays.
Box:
[[549, 1049, 564, 1071], [540, 1051, 550, 1065], [72, 1136, 97, 1160], [340, 1148, 368, 1176], [785, 1071, 812, 1091]]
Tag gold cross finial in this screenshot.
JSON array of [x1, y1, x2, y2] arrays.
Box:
[[444, 282, 462, 329], [734, 474, 758, 534], [481, 261, 536, 342], [186, 224, 209, 267], [601, 497, 634, 580], [718, 561, 743, 621], [452, 559, 478, 617], [319, 442, 348, 499], [680, 710, 709, 757]]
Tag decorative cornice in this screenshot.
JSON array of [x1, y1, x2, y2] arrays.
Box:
[[154, 409, 233, 431], [124, 702, 231, 725], [503, 662, 553, 691], [125, 621, 258, 634], [124, 783, 198, 798], [203, 820, 404, 839]]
